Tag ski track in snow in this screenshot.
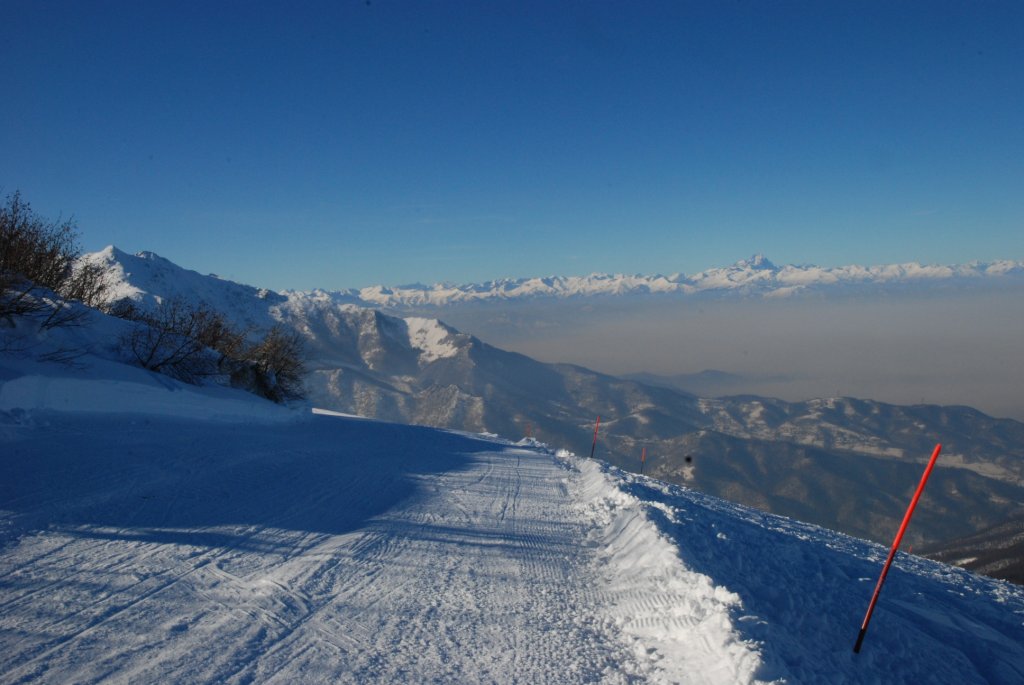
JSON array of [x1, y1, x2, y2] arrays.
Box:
[[2, 407, 1023, 684], [0, 411, 764, 684]]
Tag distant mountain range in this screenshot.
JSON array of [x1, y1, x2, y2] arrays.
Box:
[[302, 254, 1024, 308], [83, 247, 1024, 582]]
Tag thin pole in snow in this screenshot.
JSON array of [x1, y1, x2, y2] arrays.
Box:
[[589, 416, 601, 459], [640, 446, 647, 475], [853, 443, 942, 654]]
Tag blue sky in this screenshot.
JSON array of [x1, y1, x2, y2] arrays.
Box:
[[3, 1, 1023, 291]]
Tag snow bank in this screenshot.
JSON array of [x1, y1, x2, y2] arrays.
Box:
[[566, 455, 768, 684], [609, 469, 1024, 684]]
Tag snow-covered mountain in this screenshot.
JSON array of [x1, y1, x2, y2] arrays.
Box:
[[304, 254, 1024, 308], [83, 246, 469, 371], [71, 247, 1024, 576], [1, 338, 1022, 683]]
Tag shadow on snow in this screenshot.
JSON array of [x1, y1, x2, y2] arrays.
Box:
[[0, 412, 495, 554], [617, 472, 1024, 685]]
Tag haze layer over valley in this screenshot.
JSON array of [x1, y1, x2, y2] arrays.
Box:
[[354, 256, 1024, 422]]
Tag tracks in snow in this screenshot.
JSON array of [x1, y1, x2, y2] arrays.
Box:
[[1, 414, 763, 684], [229, 448, 645, 684]]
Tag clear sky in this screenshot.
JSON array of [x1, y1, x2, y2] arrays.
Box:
[[3, 1, 1022, 291]]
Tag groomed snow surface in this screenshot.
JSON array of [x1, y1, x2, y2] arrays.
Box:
[[2, 364, 1024, 683]]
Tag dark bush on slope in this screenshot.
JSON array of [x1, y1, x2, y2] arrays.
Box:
[[115, 299, 305, 403], [240, 324, 306, 403], [0, 191, 107, 327], [118, 299, 233, 384]]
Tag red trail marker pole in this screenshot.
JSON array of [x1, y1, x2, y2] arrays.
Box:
[[640, 447, 647, 475], [853, 443, 942, 654], [589, 416, 601, 459]]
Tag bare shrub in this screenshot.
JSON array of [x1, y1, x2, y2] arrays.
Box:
[[63, 260, 109, 308], [0, 191, 106, 327], [117, 299, 305, 403], [121, 300, 222, 383], [241, 324, 306, 402]]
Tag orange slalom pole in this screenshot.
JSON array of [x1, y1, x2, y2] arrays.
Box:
[[589, 416, 601, 459], [853, 443, 942, 653], [640, 447, 647, 475]]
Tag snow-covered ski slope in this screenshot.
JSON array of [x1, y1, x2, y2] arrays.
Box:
[[2, 361, 1023, 683]]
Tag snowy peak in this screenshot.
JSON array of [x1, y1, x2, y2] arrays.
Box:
[[83, 246, 287, 327], [82, 246, 471, 378], [404, 317, 462, 363], [736, 253, 776, 270]]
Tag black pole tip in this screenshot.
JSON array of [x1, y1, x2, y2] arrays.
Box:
[[853, 628, 867, 654]]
